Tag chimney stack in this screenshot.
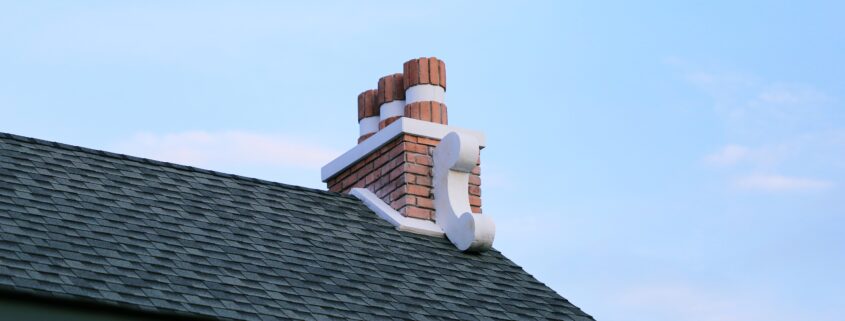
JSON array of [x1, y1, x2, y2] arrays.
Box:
[[323, 57, 494, 251], [403, 58, 448, 125], [377, 73, 405, 129], [357, 89, 379, 143]]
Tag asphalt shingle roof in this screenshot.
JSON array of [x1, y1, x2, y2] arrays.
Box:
[[0, 132, 593, 320]]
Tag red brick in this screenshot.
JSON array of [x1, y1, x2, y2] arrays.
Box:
[[366, 150, 381, 162], [469, 185, 481, 196], [421, 101, 432, 121], [373, 154, 389, 169], [389, 156, 404, 172], [352, 161, 375, 175], [417, 137, 440, 147], [439, 60, 446, 89], [404, 206, 432, 220], [384, 136, 402, 149], [407, 185, 431, 197], [405, 163, 430, 176], [402, 135, 417, 143], [389, 165, 405, 181], [403, 142, 428, 154], [357, 89, 378, 121], [469, 175, 481, 186], [418, 57, 429, 85], [377, 77, 387, 105], [393, 74, 405, 99], [391, 195, 415, 209], [375, 175, 390, 189], [429, 57, 440, 86], [363, 172, 377, 185], [388, 143, 404, 161], [389, 185, 407, 201], [415, 175, 432, 187], [471, 206, 482, 214], [376, 185, 391, 198], [403, 62, 411, 90], [408, 59, 419, 88], [334, 166, 352, 181], [414, 154, 432, 166], [469, 196, 482, 207], [416, 197, 434, 209], [340, 174, 356, 190], [357, 93, 365, 121], [436, 103, 448, 124]]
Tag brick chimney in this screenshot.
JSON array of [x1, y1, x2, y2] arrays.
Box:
[[322, 57, 494, 251]]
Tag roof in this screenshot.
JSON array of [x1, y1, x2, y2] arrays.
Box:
[[0, 132, 593, 321]]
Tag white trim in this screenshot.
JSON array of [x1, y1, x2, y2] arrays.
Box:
[[321, 117, 485, 181], [405, 85, 445, 104], [349, 188, 444, 237], [433, 132, 496, 252], [358, 116, 379, 136], [379, 100, 405, 120]]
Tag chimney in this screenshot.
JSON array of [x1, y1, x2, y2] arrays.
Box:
[[322, 57, 495, 252]]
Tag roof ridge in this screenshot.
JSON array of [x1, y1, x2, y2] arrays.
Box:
[[0, 131, 343, 198]]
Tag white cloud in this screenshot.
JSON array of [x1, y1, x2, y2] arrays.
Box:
[[734, 174, 833, 191], [113, 130, 340, 170], [756, 87, 828, 105], [704, 144, 750, 166], [703, 143, 789, 167]]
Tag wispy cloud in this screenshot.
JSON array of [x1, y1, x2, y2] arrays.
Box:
[[674, 60, 841, 192], [671, 59, 834, 129], [704, 144, 750, 166], [703, 143, 788, 167], [113, 130, 340, 170], [756, 87, 829, 105], [733, 174, 833, 191]]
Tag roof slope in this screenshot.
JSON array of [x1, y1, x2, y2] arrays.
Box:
[[0, 132, 593, 321]]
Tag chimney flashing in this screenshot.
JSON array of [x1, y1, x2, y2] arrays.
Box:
[[349, 187, 444, 237], [321, 117, 485, 182]]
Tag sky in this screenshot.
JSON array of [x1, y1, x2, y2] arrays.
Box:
[[1, 1, 843, 320]]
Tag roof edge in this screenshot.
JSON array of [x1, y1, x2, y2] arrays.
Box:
[[0, 132, 338, 197]]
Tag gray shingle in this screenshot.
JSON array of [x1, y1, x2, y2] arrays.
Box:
[[0, 132, 593, 321]]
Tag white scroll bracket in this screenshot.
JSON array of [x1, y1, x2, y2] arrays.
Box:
[[432, 131, 496, 252]]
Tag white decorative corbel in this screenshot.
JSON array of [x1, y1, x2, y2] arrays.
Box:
[[433, 132, 496, 252]]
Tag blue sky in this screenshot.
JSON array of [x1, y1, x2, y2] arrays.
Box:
[[2, 1, 843, 320]]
